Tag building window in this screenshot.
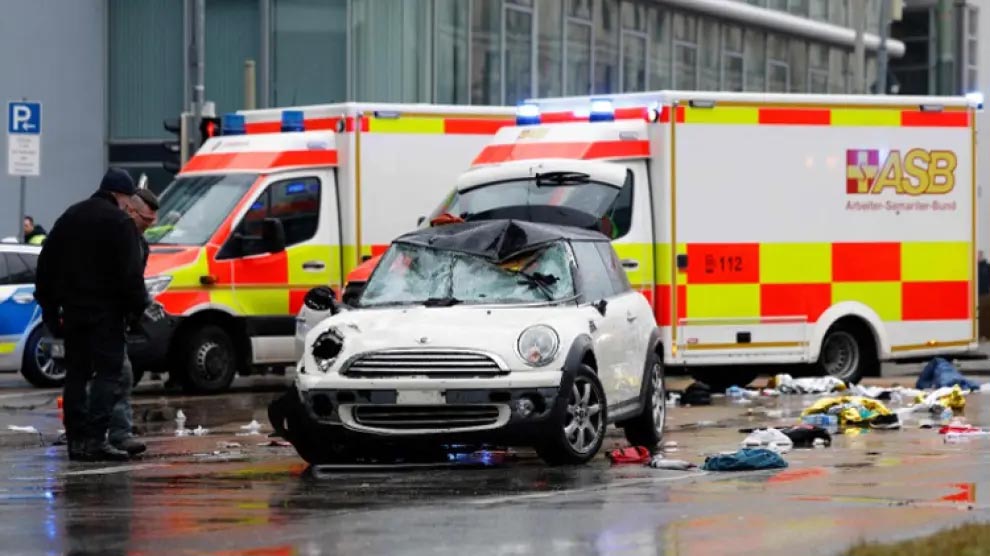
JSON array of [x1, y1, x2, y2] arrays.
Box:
[[435, 0, 470, 103], [789, 39, 807, 92], [471, 0, 502, 104], [595, 0, 619, 93], [809, 0, 828, 21], [787, 0, 808, 17], [565, 0, 593, 95], [504, 1, 535, 104], [767, 0, 787, 12], [767, 33, 789, 92], [673, 12, 698, 89], [649, 6, 671, 89], [699, 18, 720, 90], [207, 0, 260, 115], [966, 6, 978, 91], [350, 0, 430, 102], [722, 24, 744, 91], [537, 0, 564, 97], [275, 0, 346, 105], [620, 1, 648, 93], [828, 0, 847, 26], [744, 29, 766, 92], [829, 47, 849, 93], [809, 43, 828, 93]]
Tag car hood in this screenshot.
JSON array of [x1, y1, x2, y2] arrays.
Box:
[[303, 304, 591, 370]]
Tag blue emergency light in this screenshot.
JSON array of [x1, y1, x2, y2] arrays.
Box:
[[281, 110, 305, 132], [516, 103, 541, 126], [221, 113, 245, 135], [589, 98, 615, 122]]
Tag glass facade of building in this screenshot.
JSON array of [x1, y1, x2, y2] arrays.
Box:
[[109, 0, 907, 185]]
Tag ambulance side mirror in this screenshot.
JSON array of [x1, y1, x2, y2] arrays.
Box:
[[261, 218, 286, 253]]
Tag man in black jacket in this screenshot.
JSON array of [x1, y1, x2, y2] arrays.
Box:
[[35, 168, 149, 461]]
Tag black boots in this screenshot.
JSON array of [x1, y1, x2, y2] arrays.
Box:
[[110, 437, 147, 456], [68, 438, 131, 462]]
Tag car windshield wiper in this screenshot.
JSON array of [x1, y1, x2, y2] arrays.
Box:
[[535, 171, 591, 187], [423, 297, 463, 307], [513, 270, 557, 300]]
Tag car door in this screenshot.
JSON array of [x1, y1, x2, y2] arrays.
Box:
[[571, 241, 625, 405], [595, 241, 653, 403], [0, 252, 39, 370], [221, 170, 341, 364]]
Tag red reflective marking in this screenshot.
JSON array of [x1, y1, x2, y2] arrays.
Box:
[[832, 242, 901, 282], [685, 244, 760, 284], [145, 247, 200, 278], [233, 251, 289, 284], [244, 121, 281, 134], [540, 109, 649, 123], [370, 244, 389, 257], [472, 141, 649, 165], [900, 110, 970, 128], [758, 108, 831, 125], [182, 150, 338, 173], [443, 118, 514, 134], [902, 281, 970, 320], [760, 283, 832, 322], [156, 291, 209, 315], [655, 285, 687, 327], [675, 106, 685, 123]]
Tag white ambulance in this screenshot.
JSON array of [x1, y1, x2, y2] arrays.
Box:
[[134, 102, 514, 393], [432, 91, 983, 388]]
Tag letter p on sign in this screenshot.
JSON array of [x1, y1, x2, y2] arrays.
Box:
[[7, 102, 41, 134]]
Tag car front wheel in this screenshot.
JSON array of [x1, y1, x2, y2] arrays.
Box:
[[21, 326, 66, 388], [621, 355, 665, 448], [535, 364, 607, 466]]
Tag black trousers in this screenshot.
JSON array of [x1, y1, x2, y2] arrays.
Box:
[[62, 309, 127, 443]]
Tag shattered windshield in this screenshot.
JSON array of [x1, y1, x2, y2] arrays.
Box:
[[359, 242, 576, 308], [145, 173, 258, 245]]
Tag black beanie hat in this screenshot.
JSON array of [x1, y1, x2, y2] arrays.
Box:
[[99, 167, 136, 196]]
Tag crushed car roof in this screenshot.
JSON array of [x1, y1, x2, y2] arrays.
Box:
[[393, 219, 609, 263]]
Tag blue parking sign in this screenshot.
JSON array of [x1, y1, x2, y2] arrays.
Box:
[[8, 102, 41, 134]]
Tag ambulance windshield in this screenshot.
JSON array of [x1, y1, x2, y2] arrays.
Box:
[[145, 173, 258, 246], [426, 169, 631, 237]]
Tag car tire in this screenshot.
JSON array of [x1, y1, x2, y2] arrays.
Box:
[[621, 355, 665, 449], [179, 325, 237, 394], [269, 387, 348, 465], [817, 324, 877, 384], [688, 367, 760, 393], [535, 364, 608, 466], [20, 326, 66, 388]]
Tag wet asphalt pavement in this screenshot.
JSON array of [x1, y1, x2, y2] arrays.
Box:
[[0, 364, 988, 556]]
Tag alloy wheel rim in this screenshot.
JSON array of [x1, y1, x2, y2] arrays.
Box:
[[564, 377, 604, 454]]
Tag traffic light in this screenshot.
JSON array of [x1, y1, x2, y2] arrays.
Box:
[[197, 116, 221, 148], [162, 116, 184, 174]]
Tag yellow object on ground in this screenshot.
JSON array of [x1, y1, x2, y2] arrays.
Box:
[[801, 396, 893, 427]]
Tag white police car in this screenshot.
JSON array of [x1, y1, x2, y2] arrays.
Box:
[[0, 244, 64, 387]]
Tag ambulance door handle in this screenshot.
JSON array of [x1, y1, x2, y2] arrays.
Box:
[[620, 259, 639, 270], [302, 261, 326, 272]]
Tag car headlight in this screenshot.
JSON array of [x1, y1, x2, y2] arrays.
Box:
[[311, 327, 344, 372], [517, 325, 559, 367], [145, 275, 173, 297]]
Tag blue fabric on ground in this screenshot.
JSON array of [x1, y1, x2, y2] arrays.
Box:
[[916, 357, 981, 391], [701, 448, 788, 471]]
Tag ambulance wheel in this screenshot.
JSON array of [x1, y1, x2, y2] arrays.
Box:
[[817, 322, 877, 384], [180, 325, 237, 394], [21, 326, 65, 388]]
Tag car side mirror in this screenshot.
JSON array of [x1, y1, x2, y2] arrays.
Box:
[[304, 286, 340, 315], [261, 218, 286, 253], [593, 299, 608, 316], [417, 216, 426, 227]]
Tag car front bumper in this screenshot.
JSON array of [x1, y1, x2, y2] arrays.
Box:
[[293, 370, 570, 445], [126, 306, 179, 373]]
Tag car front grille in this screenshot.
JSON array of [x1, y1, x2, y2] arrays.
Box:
[[342, 349, 506, 378], [351, 405, 504, 431]]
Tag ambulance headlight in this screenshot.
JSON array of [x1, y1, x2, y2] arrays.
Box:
[[145, 275, 172, 297], [517, 325, 559, 367], [312, 327, 344, 372]]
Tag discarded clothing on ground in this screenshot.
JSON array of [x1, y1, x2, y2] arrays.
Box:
[[847, 384, 924, 405], [916, 357, 982, 391], [778, 425, 833, 447], [801, 396, 893, 428], [701, 448, 788, 471], [680, 382, 712, 406], [768, 373, 847, 395], [607, 446, 652, 465], [648, 455, 697, 470], [913, 385, 967, 412], [740, 428, 793, 453]]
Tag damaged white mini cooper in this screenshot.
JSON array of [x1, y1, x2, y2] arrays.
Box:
[[270, 219, 664, 466]]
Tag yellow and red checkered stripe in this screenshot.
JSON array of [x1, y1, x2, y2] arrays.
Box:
[[650, 241, 971, 326], [664, 104, 971, 127], [244, 114, 516, 135]]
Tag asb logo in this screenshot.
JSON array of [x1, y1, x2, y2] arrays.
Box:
[[845, 148, 957, 195]]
